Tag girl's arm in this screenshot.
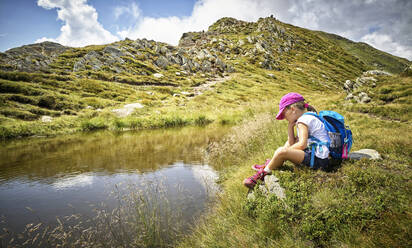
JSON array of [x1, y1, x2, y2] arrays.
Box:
[[289, 123, 308, 150], [287, 121, 297, 146]]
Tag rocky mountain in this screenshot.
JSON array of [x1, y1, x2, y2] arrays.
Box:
[[0, 16, 410, 139], [0, 41, 69, 72], [2, 16, 408, 78]]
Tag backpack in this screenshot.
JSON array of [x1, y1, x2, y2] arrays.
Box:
[[303, 111, 353, 168]]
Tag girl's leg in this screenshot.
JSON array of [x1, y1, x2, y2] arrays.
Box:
[[266, 147, 305, 170]]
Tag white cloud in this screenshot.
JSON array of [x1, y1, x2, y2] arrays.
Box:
[[36, 0, 118, 47], [34, 0, 411, 60], [361, 32, 412, 60], [114, 2, 140, 20], [115, 0, 411, 60], [117, 0, 282, 45]]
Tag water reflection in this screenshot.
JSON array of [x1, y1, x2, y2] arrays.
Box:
[[0, 126, 229, 240], [0, 126, 228, 182]]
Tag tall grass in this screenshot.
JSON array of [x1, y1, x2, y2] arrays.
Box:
[[178, 101, 412, 248], [0, 178, 201, 248]]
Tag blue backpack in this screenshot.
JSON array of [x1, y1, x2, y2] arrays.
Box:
[[303, 111, 353, 168]]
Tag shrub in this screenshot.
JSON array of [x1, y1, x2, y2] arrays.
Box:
[[194, 115, 213, 126], [38, 95, 56, 109], [80, 117, 108, 131]]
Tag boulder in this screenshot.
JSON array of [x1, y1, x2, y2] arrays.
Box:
[[153, 73, 163, 78], [215, 58, 226, 72], [255, 42, 266, 53], [358, 92, 371, 103], [363, 70, 391, 76], [160, 46, 169, 55], [345, 93, 354, 100], [201, 60, 212, 72], [41, 116, 53, 122], [103, 46, 124, 58], [247, 174, 286, 201], [344, 80, 354, 92], [349, 149, 382, 160], [401, 64, 412, 77], [112, 103, 144, 117], [155, 56, 169, 69], [246, 36, 255, 44]]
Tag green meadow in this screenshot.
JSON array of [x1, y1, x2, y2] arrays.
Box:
[[0, 16, 411, 247]]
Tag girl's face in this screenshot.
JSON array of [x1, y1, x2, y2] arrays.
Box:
[[284, 106, 302, 123]]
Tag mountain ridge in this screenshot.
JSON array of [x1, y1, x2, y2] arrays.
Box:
[[0, 15, 410, 139], [1, 16, 409, 75]]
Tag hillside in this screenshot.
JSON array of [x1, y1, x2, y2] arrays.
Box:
[[1, 16, 409, 139], [315, 31, 410, 73], [0, 16, 411, 248]]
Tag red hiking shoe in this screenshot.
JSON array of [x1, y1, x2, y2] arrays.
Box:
[[243, 168, 271, 189], [251, 159, 271, 171]]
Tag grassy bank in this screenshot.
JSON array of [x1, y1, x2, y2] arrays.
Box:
[[177, 87, 411, 247]]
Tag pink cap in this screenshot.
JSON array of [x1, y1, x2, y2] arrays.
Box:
[[275, 92, 305, 120]]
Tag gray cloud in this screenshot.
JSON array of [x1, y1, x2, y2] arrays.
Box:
[[118, 0, 411, 59], [279, 0, 412, 60], [38, 0, 411, 60]]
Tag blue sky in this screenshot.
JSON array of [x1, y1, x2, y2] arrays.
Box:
[[1, 0, 411, 60], [0, 0, 195, 51]]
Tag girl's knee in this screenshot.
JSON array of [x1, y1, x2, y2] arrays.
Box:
[[274, 147, 288, 157]]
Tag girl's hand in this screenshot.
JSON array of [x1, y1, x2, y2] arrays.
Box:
[[288, 120, 297, 129]]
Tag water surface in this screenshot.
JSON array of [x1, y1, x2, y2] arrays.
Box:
[[0, 126, 229, 243]]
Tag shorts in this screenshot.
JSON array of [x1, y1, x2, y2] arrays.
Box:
[[302, 149, 329, 170]]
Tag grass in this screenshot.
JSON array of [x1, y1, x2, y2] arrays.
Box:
[[0, 179, 194, 247], [177, 93, 411, 248], [345, 75, 412, 123], [1, 17, 407, 140], [0, 15, 411, 247]]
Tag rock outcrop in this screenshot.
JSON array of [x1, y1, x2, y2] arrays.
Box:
[[349, 149, 382, 160], [247, 174, 286, 201], [344, 70, 391, 104], [0, 42, 68, 72]]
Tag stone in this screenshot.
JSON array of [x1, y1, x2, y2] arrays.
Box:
[[215, 58, 226, 72], [363, 70, 391, 76], [267, 73, 276, 78], [155, 56, 169, 69], [160, 46, 169, 55], [349, 149, 382, 160], [358, 92, 371, 103], [112, 103, 144, 117], [247, 175, 286, 201], [344, 80, 354, 91], [181, 91, 194, 97], [41, 116, 53, 122], [255, 42, 266, 53], [246, 36, 255, 43], [201, 60, 212, 72], [196, 50, 206, 60], [103, 46, 124, 58], [153, 73, 163, 78], [345, 93, 354, 100], [178, 54, 187, 65], [264, 175, 286, 199]]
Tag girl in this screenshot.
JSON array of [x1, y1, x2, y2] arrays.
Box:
[[243, 92, 330, 189]]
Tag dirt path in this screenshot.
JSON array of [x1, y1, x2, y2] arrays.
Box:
[[192, 75, 231, 96]]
